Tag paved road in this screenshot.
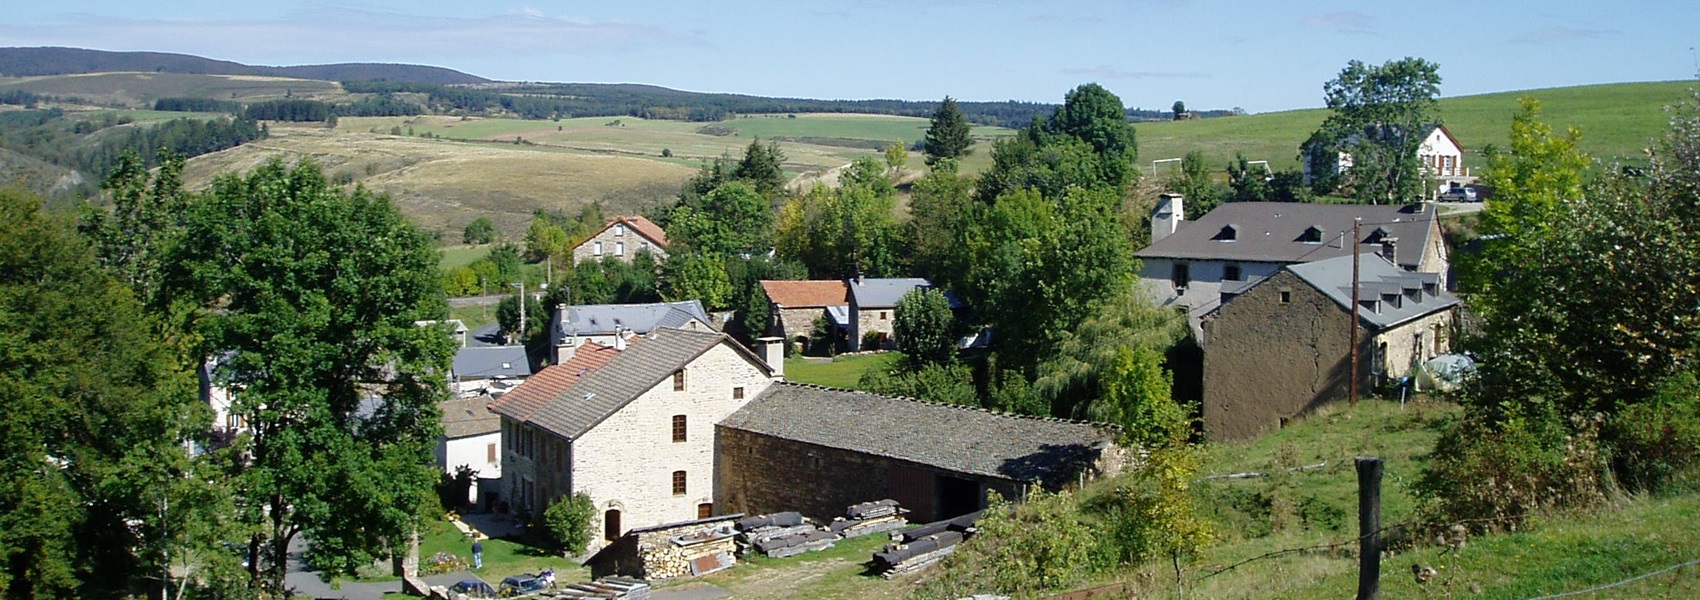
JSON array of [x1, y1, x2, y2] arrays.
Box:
[[448, 294, 509, 308]]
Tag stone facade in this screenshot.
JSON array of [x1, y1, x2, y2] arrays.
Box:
[[773, 307, 828, 345], [715, 427, 1028, 523], [499, 337, 775, 550], [850, 307, 896, 351], [1201, 269, 1456, 441], [571, 218, 667, 265]]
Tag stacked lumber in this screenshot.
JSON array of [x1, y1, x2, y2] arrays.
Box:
[[735, 511, 841, 558], [542, 576, 650, 599], [828, 499, 909, 539], [873, 531, 964, 578]]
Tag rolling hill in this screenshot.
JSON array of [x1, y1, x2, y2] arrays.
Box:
[[0, 47, 487, 84]]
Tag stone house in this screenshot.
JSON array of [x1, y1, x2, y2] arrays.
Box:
[[450, 345, 531, 396], [847, 278, 943, 352], [758, 279, 850, 347], [1303, 124, 1469, 189], [715, 384, 1128, 523], [572, 216, 669, 265], [1136, 197, 1447, 341], [549, 300, 715, 364], [489, 328, 781, 548], [1200, 253, 1460, 441]]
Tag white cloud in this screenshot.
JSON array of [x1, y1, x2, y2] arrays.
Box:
[[1060, 65, 1206, 80]]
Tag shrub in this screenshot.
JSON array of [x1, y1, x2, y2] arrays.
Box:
[[916, 489, 1095, 598], [1417, 408, 1611, 530], [1609, 372, 1700, 494], [542, 492, 597, 555]]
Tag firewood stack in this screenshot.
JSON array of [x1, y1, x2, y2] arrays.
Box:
[[828, 499, 909, 539], [735, 511, 842, 558], [872, 511, 983, 578]]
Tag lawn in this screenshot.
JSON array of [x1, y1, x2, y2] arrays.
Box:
[[784, 353, 899, 390], [364, 516, 586, 590]]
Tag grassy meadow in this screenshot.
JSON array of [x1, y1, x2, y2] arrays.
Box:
[[0, 72, 340, 107], [1137, 80, 1694, 174]]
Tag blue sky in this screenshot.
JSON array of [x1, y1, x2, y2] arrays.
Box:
[[3, 1, 1696, 113]]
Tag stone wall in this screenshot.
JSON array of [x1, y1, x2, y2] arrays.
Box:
[[772, 307, 826, 344], [571, 343, 776, 544], [714, 427, 1024, 523], [1202, 270, 1363, 442], [571, 224, 666, 265]]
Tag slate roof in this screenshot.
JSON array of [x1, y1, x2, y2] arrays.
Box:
[[1285, 253, 1460, 329], [452, 345, 532, 380], [488, 342, 620, 420], [761, 280, 850, 308], [493, 328, 770, 440], [440, 395, 500, 439], [1134, 202, 1437, 271], [553, 300, 713, 339], [720, 383, 1119, 488], [848, 278, 941, 308]]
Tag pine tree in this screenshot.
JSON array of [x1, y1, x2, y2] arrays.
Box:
[[923, 96, 973, 166]]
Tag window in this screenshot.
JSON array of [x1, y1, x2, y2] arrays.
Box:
[[615, 224, 626, 237], [604, 509, 622, 542], [732, 386, 745, 400], [698, 503, 714, 519], [615, 242, 625, 256], [1224, 263, 1242, 282], [1212, 224, 1238, 242], [1280, 290, 1292, 305], [673, 369, 686, 391], [593, 241, 603, 256], [487, 443, 497, 463], [1171, 263, 1191, 289], [1299, 226, 1324, 243], [880, 311, 889, 320], [672, 415, 687, 442], [672, 470, 687, 495]]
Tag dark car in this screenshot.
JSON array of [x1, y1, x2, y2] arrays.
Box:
[[498, 568, 554, 596], [452, 579, 497, 598], [1439, 185, 1478, 202]]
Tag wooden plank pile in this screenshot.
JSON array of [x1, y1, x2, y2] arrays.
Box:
[[736, 511, 841, 558], [872, 511, 983, 578], [531, 576, 650, 599], [828, 499, 909, 539]]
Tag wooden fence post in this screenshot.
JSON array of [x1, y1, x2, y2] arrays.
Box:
[[1356, 457, 1384, 600]]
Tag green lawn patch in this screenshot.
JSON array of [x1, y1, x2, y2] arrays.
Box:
[[784, 353, 899, 390]]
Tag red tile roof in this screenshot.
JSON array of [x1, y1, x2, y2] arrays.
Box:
[[617, 215, 668, 248], [487, 342, 621, 419], [760, 280, 850, 308]]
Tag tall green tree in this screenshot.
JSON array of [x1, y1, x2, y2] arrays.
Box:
[[923, 96, 973, 166], [462, 217, 496, 245], [659, 252, 734, 310], [78, 149, 189, 308], [976, 84, 1139, 203], [894, 288, 956, 367], [522, 214, 571, 262], [668, 181, 775, 255], [1168, 150, 1223, 216], [774, 157, 904, 278], [1, 188, 220, 599], [171, 159, 454, 593], [732, 139, 787, 198], [1303, 57, 1442, 204]]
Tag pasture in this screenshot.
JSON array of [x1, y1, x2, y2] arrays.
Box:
[[0, 72, 340, 108]]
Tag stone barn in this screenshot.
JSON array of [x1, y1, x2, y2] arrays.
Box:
[[759, 279, 849, 347], [715, 383, 1128, 523]]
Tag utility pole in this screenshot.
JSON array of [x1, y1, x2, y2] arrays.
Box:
[[512, 281, 525, 343], [1349, 219, 1362, 407], [1356, 457, 1384, 600]]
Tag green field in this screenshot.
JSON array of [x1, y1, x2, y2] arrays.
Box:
[[0, 72, 340, 107], [1136, 80, 1694, 174], [783, 353, 898, 390]]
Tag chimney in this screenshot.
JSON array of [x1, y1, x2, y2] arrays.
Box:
[[554, 337, 577, 365], [1152, 194, 1184, 243], [613, 328, 634, 351], [1379, 237, 1399, 264], [755, 336, 785, 381]]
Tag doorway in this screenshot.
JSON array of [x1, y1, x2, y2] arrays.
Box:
[[603, 509, 622, 541], [935, 475, 982, 519]]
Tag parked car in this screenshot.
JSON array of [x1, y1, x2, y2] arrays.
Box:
[[1439, 185, 1478, 202], [452, 579, 497, 598], [499, 568, 554, 596]]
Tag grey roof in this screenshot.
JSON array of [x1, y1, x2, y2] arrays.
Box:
[[452, 346, 532, 380], [554, 300, 714, 338], [720, 383, 1119, 488], [1135, 202, 1437, 271], [848, 278, 936, 309], [495, 328, 770, 439], [1285, 253, 1460, 329], [440, 395, 500, 439]]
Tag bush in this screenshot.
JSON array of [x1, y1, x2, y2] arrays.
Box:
[[915, 490, 1095, 597], [1417, 408, 1611, 530], [463, 217, 496, 244], [1609, 372, 1700, 494], [542, 492, 597, 555]]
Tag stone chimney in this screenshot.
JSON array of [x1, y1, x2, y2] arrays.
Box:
[[1152, 194, 1185, 243], [755, 336, 785, 381], [1379, 237, 1399, 264], [613, 328, 634, 351], [553, 337, 577, 365]]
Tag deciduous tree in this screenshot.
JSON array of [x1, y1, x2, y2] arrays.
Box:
[[171, 159, 454, 593], [894, 288, 956, 367], [462, 217, 496, 244], [1303, 57, 1442, 203]]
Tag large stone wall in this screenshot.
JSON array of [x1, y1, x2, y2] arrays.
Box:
[[714, 427, 1024, 523], [571, 224, 666, 265], [1202, 270, 1363, 442], [772, 307, 825, 344], [571, 343, 776, 543]]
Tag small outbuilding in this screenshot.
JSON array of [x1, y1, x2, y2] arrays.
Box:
[[585, 514, 743, 580]]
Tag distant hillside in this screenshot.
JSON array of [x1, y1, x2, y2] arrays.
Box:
[[0, 47, 488, 84]]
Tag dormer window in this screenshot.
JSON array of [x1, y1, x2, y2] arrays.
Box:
[[1363, 227, 1392, 244], [1359, 300, 1380, 314], [1299, 226, 1325, 244], [1382, 292, 1401, 310], [1212, 224, 1239, 242]]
